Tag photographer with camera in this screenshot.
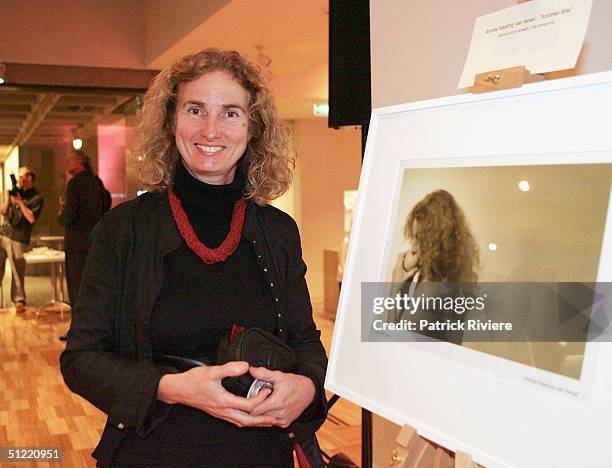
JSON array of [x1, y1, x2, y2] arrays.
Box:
[[0, 166, 44, 312]]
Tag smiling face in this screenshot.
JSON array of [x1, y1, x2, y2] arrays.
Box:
[[174, 70, 250, 185]]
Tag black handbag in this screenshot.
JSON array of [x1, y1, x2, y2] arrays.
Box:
[[154, 327, 298, 398], [217, 327, 297, 369], [217, 327, 298, 397]]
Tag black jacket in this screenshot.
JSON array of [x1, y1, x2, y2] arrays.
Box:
[[58, 170, 111, 252], [60, 191, 328, 465]]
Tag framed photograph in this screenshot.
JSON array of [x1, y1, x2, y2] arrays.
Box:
[[325, 72, 612, 467]]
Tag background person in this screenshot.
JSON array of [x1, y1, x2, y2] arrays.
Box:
[[60, 48, 327, 467], [0, 167, 44, 312], [58, 150, 111, 306], [57, 150, 110, 341]]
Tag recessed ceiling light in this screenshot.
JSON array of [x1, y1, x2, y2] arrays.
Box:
[[313, 103, 329, 117], [0, 77, 4, 85], [518, 180, 530, 192], [72, 138, 83, 150], [488, 243, 498, 251]]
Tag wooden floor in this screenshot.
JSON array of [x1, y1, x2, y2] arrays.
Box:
[[0, 304, 361, 467]]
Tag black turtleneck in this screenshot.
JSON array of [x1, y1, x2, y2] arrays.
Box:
[[151, 159, 276, 358], [115, 160, 291, 466], [171, 158, 244, 248]]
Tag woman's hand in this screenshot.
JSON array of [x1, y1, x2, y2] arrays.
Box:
[[392, 239, 419, 283], [248, 367, 316, 428], [157, 361, 276, 428]]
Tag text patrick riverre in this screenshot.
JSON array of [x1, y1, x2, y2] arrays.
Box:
[[372, 318, 512, 332], [370, 292, 512, 332]]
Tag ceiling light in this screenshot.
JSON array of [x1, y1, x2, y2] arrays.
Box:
[[0, 77, 4, 85], [0, 63, 5, 84], [488, 243, 498, 251], [518, 180, 530, 192], [72, 138, 83, 150], [313, 103, 329, 117]]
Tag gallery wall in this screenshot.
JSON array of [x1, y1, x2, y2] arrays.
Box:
[[291, 120, 361, 305], [3, 147, 19, 196], [370, 0, 612, 107]]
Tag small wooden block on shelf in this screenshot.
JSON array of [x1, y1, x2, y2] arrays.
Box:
[[471, 65, 545, 94]]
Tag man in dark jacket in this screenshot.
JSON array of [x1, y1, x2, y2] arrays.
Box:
[[58, 150, 111, 308]]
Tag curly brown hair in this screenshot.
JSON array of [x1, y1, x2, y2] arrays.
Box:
[[405, 190, 479, 282], [136, 48, 293, 204]]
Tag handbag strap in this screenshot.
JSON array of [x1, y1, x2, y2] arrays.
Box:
[[229, 324, 246, 342], [294, 442, 313, 468]]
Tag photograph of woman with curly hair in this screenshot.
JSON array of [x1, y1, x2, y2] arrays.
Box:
[[384, 163, 612, 378], [391, 189, 479, 285], [390, 189, 480, 344], [60, 48, 327, 467]]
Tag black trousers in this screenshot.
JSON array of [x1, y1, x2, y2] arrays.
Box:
[[65, 249, 88, 306]]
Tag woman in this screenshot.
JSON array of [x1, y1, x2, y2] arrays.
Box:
[[391, 190, 479, 342], [60, 49, 327, 467]]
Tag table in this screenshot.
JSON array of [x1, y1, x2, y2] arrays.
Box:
[[23, 248, 71, 319], [38, 235, 65, 246], [38, 236, 67, 301]]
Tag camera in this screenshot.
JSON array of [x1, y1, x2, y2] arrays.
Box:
[[8, 173, 22, 197]]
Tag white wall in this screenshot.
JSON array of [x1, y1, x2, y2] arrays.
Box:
[[3, 147, 19, 197], [371, 0, 612, 107], [291, 119, 362, 305], [270, 121, 298, 219], [1, 147, 19, 225]]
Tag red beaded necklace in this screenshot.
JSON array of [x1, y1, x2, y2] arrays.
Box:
[[168, 185, 246, 264]]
